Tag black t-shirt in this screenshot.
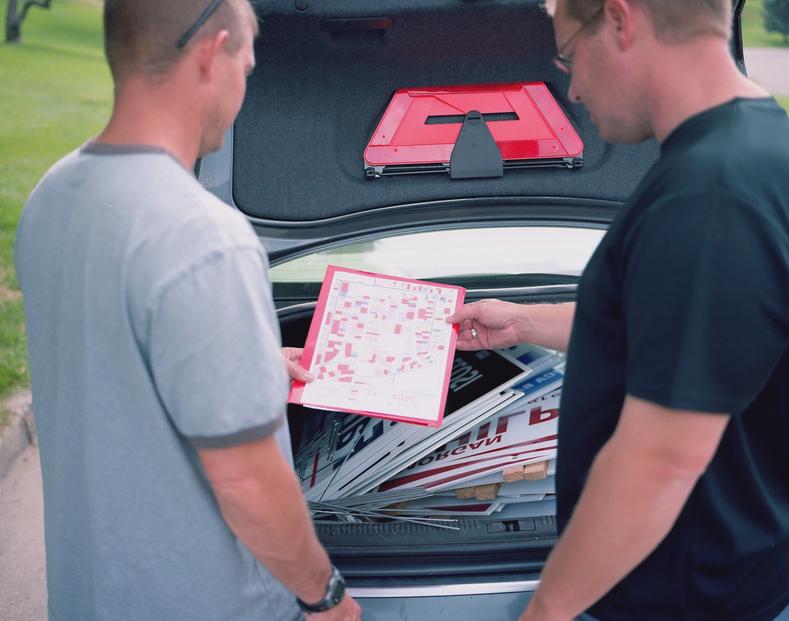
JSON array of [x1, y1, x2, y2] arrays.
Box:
[[557, 98, 789, 621]]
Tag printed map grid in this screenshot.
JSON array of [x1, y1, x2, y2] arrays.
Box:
[[301, 273, 458, 417], [314, 278, 443, 386]]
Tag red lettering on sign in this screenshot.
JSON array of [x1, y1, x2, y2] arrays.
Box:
[[529, 406, 559, 425]]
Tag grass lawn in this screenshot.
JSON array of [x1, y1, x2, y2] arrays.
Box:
[[741, 0, 789, 48], [0, 0, 112, 406]]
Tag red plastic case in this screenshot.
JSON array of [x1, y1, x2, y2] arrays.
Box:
[[364, 82, 583, 178]]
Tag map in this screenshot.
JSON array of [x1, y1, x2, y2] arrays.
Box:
[[290, 266, 465, 426]]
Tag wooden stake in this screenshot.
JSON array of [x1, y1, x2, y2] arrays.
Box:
[[503, 465, 526, 482], [455, 486, 477, 499], [523, 461, 549, 481], [473, 483, 501, 500]]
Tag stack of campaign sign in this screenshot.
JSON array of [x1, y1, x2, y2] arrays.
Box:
[[293, 343, 564, 526]]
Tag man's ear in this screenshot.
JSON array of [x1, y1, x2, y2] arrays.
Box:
[[603, 0, 636, 51], [194, 30, 231, 82]]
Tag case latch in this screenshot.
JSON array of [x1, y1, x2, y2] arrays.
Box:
[[449, 110, 504, 180]]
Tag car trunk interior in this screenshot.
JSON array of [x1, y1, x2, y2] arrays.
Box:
[[280, 288, 571, 581]]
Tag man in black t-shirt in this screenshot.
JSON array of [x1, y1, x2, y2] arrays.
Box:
[[448, 1, 789, 620]]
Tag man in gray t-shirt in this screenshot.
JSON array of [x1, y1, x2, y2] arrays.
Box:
[[14, 1, 359, 620]]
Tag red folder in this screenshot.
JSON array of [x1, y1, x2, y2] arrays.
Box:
[[290, 266, 465, 427]]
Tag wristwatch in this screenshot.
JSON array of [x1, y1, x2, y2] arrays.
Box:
[[296, 565, 346, 613]]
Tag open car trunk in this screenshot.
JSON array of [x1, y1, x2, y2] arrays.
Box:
[[197, 0, 748, 615]]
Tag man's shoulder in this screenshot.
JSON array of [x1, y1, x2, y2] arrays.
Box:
[[25, 147, 85, 203], [17, 147, 87, 258], [124, 163, 265, 295], [658, 99, 789, 197], [167, 185, 262, 257], [628, 103, 789, 229], [92, 149, 261, 252]]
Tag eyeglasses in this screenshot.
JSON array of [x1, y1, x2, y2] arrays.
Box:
[[177, 0, 225, 49], [553, 6, 604, 75]]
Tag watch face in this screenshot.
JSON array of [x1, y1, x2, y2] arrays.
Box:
[[297, 566, 345, 613], [327, 566, 346, 605]]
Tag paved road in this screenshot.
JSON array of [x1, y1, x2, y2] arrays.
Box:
[[744, 47, 789, 95], [0, 446, 46, 620]]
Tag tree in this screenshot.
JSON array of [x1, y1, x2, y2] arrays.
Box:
[[5, 0, 52, 43], [764, 0, 789, 45]]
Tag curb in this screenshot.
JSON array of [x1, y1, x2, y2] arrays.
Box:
[[0, 390, 35, 482]]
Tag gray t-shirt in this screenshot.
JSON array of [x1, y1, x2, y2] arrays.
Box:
[[15, 144, 302, 621]]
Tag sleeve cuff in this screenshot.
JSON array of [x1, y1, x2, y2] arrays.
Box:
[[188, 415, 285, 449], [627, 380, 737, 414]]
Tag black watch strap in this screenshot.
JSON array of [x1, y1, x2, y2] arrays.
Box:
[[296, 565, 346, 613]]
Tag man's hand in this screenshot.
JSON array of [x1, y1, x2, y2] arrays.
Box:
[[282, 347, 314, 382], [447, 300, 575, 352], [516, 597, 569, 621], [446, 299, 529, 350], [305, 594, 362, 621]]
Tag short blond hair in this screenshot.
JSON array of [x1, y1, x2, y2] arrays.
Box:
[[104, 0, 259, 81], [548, 0, 732, 42]]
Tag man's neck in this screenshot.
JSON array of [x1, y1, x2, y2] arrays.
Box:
[[96, 77, 202, 170], [646, 39, 769, 143]]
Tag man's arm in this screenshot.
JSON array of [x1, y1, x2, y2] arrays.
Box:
[[447, 300, 575, 352], [198, 436, 360, 620], [519, 396, 730, 621]]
